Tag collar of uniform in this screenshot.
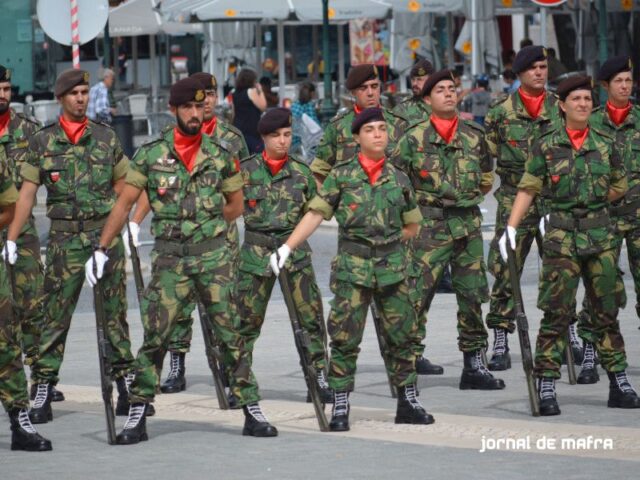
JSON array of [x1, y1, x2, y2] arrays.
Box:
[[54, 118, 91, 145], [513, 89, 553, 120], [169, 128, 212, 175], [603, 103, 638, 130], [426, 119, 463, 148], [557, 124, 596, 152], [261, 152, 292, 181], [347, 155, 391, 185]]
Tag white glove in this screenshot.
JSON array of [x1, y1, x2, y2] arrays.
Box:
[[2, 240, 17, 265], [122, 222, 141, 257], [269, 244, 292, 276], [498, 226, 517, 263], [538, 214, 550, 237], [85, 250, 109, 287]]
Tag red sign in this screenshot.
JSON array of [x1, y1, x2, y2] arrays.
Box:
[[530, 0, 567, 6]]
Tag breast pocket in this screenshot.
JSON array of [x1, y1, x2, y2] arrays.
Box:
[[415, 150, 441, 191], [384, 185, 406, 229], [243, 184, 268, 222], [196, 170, 223, 213], [41, 155, 69, 195], [587, 151, 611, 200], [545, 153, 573, 199], [148, 166, 181, 217], [90, 154, 114, 192], [457, 154, 482, 193], [338, 180, 368, 228]]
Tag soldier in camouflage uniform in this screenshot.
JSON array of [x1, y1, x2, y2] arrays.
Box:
[[394, 70, 505, 391], [483, 46, 579, 371], [574, 56, 640, 384], [6, 69, 137, 425], [0, 135, 51, 451], [272, 108, 434, 431], [310, 64, 442, 375], [502, 75, 640, 415], [86, 77, 276, 444], [392, 59, 433, 125], [310, 64, 408, 186], [236, 108, 330, 402], [126, 72, 251, 394]]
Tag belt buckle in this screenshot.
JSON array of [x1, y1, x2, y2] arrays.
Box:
[[77, 219, 84, 232], [181, 244, 190, 256]]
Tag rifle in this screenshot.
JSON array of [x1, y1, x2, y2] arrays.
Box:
[[506, 244, 540, 417], [92, 255, 117, 444], [126, 222, 145, 304], [278, 269, 330, 432], [370, 303, 397, 398], [565, 333, 577, 385], [196, 302, 230, 410]]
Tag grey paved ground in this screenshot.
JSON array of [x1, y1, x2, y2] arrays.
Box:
[[2, 191, 639, 479]]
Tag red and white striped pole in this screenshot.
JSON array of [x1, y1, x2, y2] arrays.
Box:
[[70, 0, 80, 69]]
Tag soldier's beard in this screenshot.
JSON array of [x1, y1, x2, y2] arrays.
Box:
[[0, 101, 9, 114], [177, 115, 201, 136]]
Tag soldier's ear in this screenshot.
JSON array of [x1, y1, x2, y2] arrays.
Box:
[[353, 133, 361, 145], [600, 80, 609, 90], [169, 105, 177, 116], [558, 100, 566, 115]]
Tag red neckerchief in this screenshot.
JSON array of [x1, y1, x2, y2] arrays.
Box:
[[566, 126, 589, 151], [262, 150, 288, 176], [357, 152, 385, 185], [518, 87, 545, 119], [606, 101, 632, 126], [0, 111, 9, 138], [430, 113, 459, 144], [173, 127, 202, 173], [59, 115, 88, 144], [201, 116, 217, 136], [353, 104, 381, 115]]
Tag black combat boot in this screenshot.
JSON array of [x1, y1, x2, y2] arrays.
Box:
[[538, 377, 561, 416], [116, 403, 148, 445], [577, 342, 599, 384], [416, 356, 444, 375], [30, 384, 64, 402], [607, 371, 640, 409], [160, 351, 186, 394], [307, 369, 333, 403], [460, 350, 506, 390], [568, 323, 584, 364], [329, 391, 350, 432], [395, 384, 435, 425], [242, 403, 278, 437], [9, 408, 52, 451], [487, 328, 511, 371], [29, 383, 52, 424], [115, 373, 155, 417]]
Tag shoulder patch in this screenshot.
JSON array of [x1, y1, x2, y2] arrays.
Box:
[[591, 126, 614, 140]]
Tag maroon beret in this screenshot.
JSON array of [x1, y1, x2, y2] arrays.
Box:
[[410, 59, 434, 78], [55, 69, 89, 97], [512, 45, 547, 74], [169, 77, 206, 107], [421, 69, 455, 97], [190, 72, 218, 91], [258, 108, 292, 135], [351, 107, 385, 134], [345, 64, 379, 90], [597, 55, 633, 82], [557, 75, 592, 101]]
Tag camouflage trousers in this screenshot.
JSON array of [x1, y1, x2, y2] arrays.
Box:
[[129, 245, 259, 405], [0, 263, 29, 412], [13, 217, 46, 365], [411, 215, 490, 354], [535, 246, 628, 378], [31, 230, 135, 385], [236, 264, 327, 371], [486, 192, 543, 332], [327, 277, 417, 392], [165, 222, 240, 353]]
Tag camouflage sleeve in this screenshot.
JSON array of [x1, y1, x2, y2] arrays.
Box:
[[479, 134, 494, 188], [310, 122, 338, 178], [484, 106, 500, 158], [304, 166, 318, 206], [112, 139, 129, 181], [306, 169, 341, 220], [610, 143, 628, 196], [221, 150, 243, 193], [390, 133, 412, 174], [125, 147, 149, 189], [517, 139, 545, 194], [0, 163, 18, 206], [238, 135, 250, 160], [21, 140, 41, 185], [398, 171, 422, 225]]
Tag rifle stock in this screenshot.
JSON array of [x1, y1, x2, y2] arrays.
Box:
[[278, 269, 330, 432], [370, 303, 397, 399], [92, 268, 118, 444], [506, 245, 540, 417], [126, 223, 145, 303], [196, 302, 230, 410]]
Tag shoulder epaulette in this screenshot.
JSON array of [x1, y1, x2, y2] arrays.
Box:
[[15, 112, 38, 127], [89, 119, 114, 130], [331, 108, 350, 123], [220, 120, 244, 137], [462, 119, 486, 134], [240, 152, 260, 165], [591, 125, 614, 140], [489, 93, 509, 109]]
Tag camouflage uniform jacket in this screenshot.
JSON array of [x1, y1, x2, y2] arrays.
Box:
[[590, 105, 640, 231], [308, 155, 422, 288], [310, 107, 408, 178], [486, 91, 560, 190], [392, 97, 431, 126], [240, 153, 316, 277], [21, 120, 128, 221], [0, 147, 18, 208], [126, 128, 242, 244], [394, 118, 493, 212], [519, 126, 627, 255], [214, 120, 250, 161]]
